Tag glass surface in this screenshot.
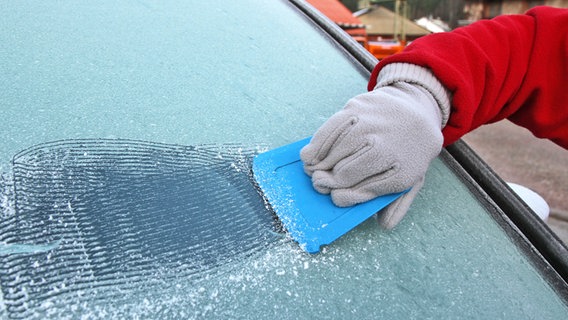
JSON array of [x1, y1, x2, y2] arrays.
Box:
[[1, 0, 566, 319], [0, 0, 366, 171]]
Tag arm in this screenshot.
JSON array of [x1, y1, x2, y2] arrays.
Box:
[[301, 7, 568, 229], [370, 6, 568, 148]]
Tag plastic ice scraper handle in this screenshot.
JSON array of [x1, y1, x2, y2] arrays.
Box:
[[252, 137, 406, 254]]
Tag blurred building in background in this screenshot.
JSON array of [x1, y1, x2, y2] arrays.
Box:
[[354, 4, 430, 59], [308, 0, 430, 59], [463, 0, 568, 24], [310, 0, 568, 59]]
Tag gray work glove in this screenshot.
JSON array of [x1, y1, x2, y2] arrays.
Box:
[[300, 63, 450, 229]]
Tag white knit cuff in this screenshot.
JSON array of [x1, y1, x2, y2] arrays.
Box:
[[374, 63, 451, 127]]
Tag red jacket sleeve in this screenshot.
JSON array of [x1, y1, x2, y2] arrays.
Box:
[[368, 6, 568, 149]]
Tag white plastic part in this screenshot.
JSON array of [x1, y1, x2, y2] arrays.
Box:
[[507, 183, 550, 221]]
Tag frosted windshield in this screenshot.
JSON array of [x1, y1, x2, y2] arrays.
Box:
[[0, 0, 365, 171], [0, 0, 566, 319]]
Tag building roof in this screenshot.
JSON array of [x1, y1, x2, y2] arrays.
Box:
[[355, 5, 430, 37], [306, 0, 365, 29]]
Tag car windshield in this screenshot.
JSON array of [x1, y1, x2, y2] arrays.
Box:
[[1, 1, 567, 319]]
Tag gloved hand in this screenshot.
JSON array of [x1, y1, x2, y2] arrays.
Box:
[[300, 77, 448, 229]]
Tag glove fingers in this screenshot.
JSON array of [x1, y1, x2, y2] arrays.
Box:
[[327, 169, 417, 207], [310, 140, 396, 191], [377, 177, 424, 229], [300, 113, 359, 175]]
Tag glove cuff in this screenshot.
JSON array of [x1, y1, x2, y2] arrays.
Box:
[[374, 63, 451, 128]]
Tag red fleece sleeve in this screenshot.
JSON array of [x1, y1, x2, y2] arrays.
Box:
[[368, 6, 568, 148]]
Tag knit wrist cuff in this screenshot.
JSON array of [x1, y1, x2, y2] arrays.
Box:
[[374, 63, 451, 127]]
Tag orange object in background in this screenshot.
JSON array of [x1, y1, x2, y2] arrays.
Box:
[[367, 40, 405, 60]]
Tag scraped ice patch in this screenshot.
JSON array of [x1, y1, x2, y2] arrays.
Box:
[[0, 139, 284, 319], [0, 240, 62, 255]]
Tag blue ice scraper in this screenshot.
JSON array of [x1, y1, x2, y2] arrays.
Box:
[[252, 137, 405, 254]]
